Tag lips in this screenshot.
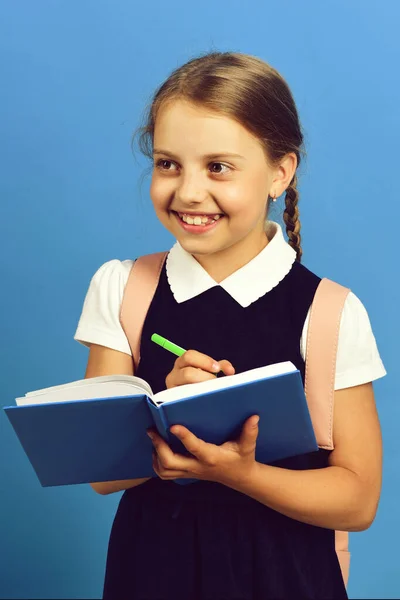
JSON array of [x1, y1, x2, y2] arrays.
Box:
[[175, 211, 223, 217], [177, 212, 222, 226], [172, 211, 224, 234]]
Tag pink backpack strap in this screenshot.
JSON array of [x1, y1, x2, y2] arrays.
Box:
[[304, 277, 351, 588], [335, 530, 350, 588], [304, 277, 350, 450], [120, 252, 168, 370]]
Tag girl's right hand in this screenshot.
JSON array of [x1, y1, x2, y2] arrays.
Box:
[[165, 350, 235, 389]]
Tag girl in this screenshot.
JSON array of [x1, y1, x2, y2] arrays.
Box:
[[75, 52, 386, 599]]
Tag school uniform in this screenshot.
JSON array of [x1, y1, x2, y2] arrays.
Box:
[[75, 221, 386, 600]]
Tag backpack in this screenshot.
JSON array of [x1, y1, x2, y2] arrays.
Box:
[[119, 251, 351, 588]]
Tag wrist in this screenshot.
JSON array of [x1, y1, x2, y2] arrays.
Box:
[[217, 461, 262, 491]]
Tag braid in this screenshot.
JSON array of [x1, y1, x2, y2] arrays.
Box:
[[283, 174, 302, 262]]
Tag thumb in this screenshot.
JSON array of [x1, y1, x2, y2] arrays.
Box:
[[238, 415, 259, 456]]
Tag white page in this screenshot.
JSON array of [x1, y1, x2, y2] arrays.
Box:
[[16, 379, 153, 406], [152, 361, 296, 406], [25, 374, 150, 397], [15, 361, 296, 408]]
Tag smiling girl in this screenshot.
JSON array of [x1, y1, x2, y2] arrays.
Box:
[[75, 52, 386, 600]]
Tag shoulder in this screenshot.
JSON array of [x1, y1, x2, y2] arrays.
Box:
[[301, 288, 386, 390], [74, 259, 135, 355], [88, 259, 134, 293], [334, 291, 386, 388], [286, 261, 322, 303], [291, 261, 321, 283], [81, 258, 135, 320]]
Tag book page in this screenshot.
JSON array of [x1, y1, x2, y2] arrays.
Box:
[[16, 375, 153, 406], [153, 361, 296, 406]]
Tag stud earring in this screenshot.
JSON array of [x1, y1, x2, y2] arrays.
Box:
[[270, 192, 277, 202]]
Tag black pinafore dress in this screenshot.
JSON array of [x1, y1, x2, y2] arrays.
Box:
[[102, 261, 348, 600]]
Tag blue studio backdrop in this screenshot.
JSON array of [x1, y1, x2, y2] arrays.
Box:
[[0, 1, 398, 598]]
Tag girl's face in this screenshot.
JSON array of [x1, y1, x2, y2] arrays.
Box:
[[150, 99, 296, 278]]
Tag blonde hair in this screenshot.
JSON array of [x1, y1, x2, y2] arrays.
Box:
[[134, 51, 305, 261]]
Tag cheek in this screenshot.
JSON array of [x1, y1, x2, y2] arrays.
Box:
[[221, 171, 269, 217], [221, 190, 265, 222], [150, 176, 173, 211]]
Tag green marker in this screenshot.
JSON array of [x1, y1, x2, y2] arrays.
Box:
[[151, 333, 186, 357]]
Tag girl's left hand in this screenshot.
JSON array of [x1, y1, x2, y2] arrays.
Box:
[[147, 415, 260, 486]]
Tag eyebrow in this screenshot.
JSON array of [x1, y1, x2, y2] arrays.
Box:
[[153, 149, 246, 161]]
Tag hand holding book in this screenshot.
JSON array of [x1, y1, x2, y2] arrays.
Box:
[[148, 414, 260, 485]]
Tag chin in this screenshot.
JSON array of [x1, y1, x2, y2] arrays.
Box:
[[178, 238, 214, 256]]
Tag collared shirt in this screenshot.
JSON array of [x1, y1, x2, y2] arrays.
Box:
[[74, 221, 386, 390], [165, 221, 296, 307]]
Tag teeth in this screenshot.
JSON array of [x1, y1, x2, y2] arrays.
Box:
[[179, 213, 222, 226]]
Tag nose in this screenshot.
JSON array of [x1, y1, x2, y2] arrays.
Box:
[[175, 172, 208, 206]]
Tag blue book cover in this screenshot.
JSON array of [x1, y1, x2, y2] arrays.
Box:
[[3, 362, 318, 487]]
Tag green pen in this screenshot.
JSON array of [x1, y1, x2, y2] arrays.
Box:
[[151, 333, 186, 357], [151, 333, 225, 377]]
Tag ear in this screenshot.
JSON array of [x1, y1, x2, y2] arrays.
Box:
[[270, 152, 298, 197]]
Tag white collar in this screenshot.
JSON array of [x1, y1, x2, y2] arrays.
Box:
[[165, 221, 296, 308]]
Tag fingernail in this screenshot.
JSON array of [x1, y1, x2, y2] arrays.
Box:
[[212, 362, 220, 373], [253, 416, 260, 426], [147, 431, 154, 440]]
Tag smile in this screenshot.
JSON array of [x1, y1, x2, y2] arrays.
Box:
[[177, 212, 222, 226], [172, 211, 224, 234]]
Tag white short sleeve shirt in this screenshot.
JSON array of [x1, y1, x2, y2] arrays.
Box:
[[74, 222, 386, 390]]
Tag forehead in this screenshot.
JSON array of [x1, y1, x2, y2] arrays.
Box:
[[154, 100, 262, 155]]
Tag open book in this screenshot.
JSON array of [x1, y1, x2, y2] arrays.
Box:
[[5, 361, 318, 487], [17, 361, 298, 407]]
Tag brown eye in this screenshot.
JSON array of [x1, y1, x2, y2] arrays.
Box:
[[156, 159, 177, 171], [209, 162, 230, 175]]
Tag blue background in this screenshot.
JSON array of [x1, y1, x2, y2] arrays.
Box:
[[1, 0, 398, 597]]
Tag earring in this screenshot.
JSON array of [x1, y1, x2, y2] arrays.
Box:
[[270, 192, 277, 202]]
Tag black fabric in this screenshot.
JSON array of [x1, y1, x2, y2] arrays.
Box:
[[102, 260, 348, 600]]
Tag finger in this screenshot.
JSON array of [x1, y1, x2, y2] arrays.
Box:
[[179, 366, 217, 385], [238, 415, 259, 456], [167, 365, 217, 388], [147, 429, 169, 450], [176, 350, 221, 375], [218, 360, 236, 376], [152, 452, 188, 480], [147, 430, 197, 471], [170, 425, 218, 467]]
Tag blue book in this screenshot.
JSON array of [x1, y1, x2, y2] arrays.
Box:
[[3, 361, 318, 487]]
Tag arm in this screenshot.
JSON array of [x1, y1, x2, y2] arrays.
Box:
[[149, 382, 382, 532], [85, 343, 151, 495], [224, 382, 382, 531]]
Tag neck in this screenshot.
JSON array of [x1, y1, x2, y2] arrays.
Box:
[[193, 231, 269, 283]]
